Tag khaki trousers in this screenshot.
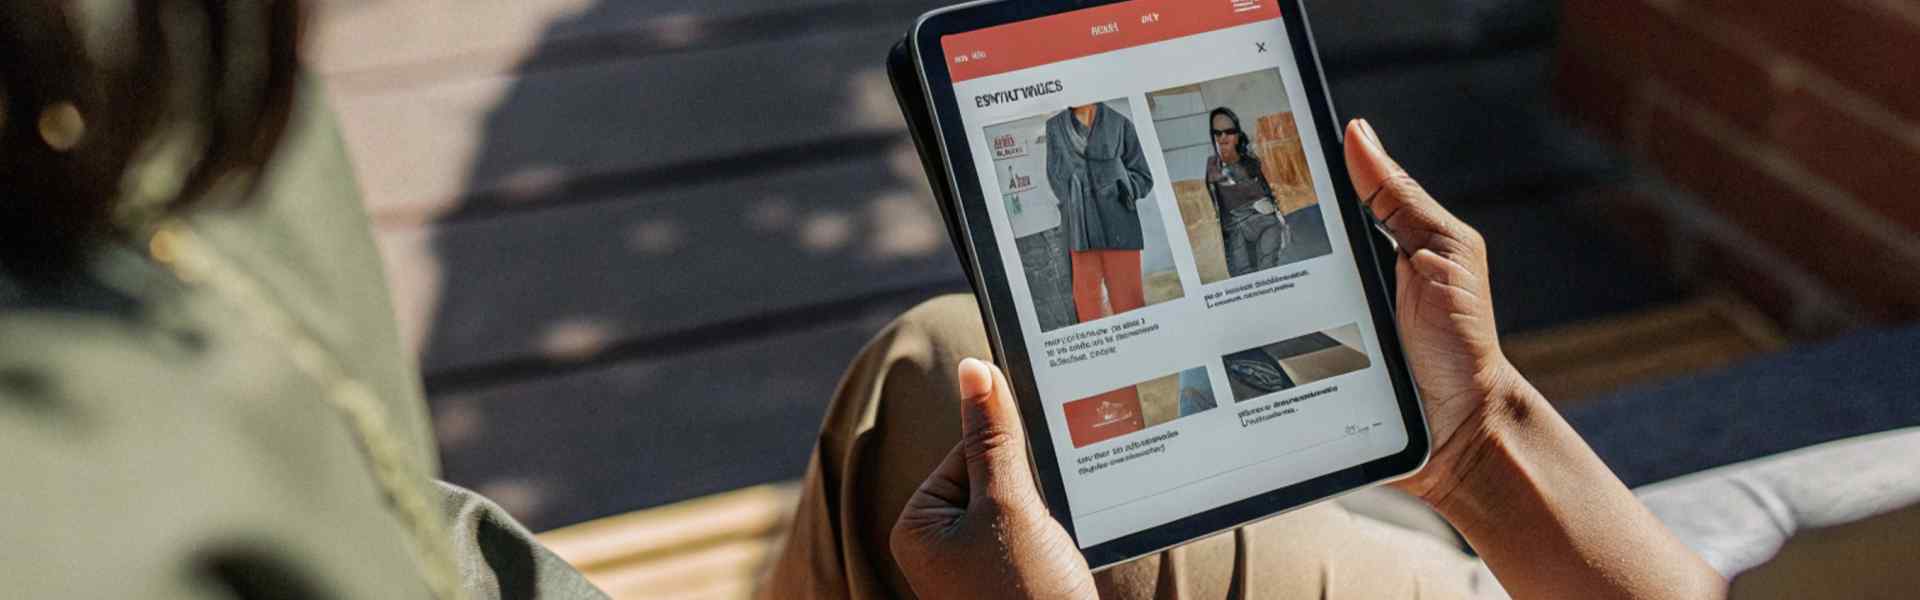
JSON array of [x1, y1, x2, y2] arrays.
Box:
[[761, 295, 1497, 599]]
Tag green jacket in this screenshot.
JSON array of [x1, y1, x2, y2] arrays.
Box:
[[0, 81, 607, 599]]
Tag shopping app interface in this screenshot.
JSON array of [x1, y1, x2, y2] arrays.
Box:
[[942, 0, 1410, 547]]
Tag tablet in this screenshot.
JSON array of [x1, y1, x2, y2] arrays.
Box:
[[901, 0, 1429, 570]]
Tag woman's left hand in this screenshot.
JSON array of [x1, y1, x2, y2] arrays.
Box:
[[890, 359, 1099, 600]]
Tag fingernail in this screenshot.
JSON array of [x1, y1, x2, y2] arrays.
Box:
[[1358, 119, 1384, 150], [957, 358, 993, 397]]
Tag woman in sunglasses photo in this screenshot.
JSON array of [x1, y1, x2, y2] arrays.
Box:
[[1206, 106, 1293, 279]]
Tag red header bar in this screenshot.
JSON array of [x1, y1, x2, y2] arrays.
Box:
[[942, 0, 1282, 82]]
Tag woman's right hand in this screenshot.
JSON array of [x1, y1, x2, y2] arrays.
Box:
[[1340, 119, 1535, 505], [1343, 120, 1727, 599]]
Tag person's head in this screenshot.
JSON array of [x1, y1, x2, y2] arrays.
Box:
[[0, 2, 303, 278], [1209, 107, 1252, 163]]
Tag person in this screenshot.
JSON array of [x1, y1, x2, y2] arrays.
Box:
[[761, 119, 1730, 599], [1206, 107, 1292, 278], [0, 3, 601, 598], [1044, 102, 1156, 324]]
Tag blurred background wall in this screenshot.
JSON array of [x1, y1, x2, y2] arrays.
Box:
[[1555, 0, 1920, 330]]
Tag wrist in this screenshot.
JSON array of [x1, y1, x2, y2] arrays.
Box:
[[1406, 360, 1548, 510], [1424, 372, 1560, 519]]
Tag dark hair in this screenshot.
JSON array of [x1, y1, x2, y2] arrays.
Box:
[[0, 1, 303, 278]]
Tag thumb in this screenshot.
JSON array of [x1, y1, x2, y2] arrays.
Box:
[[1343, 118, 1402, 203], [1342, 119, 1474, 256], [1343, 118, 1430, 227], [956, 358, 1039, 505]]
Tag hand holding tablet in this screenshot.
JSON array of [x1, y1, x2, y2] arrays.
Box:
[[1340, 120, 1525, 504]]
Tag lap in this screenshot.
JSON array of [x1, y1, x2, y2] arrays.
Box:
[[761, 295, 1494, 600]]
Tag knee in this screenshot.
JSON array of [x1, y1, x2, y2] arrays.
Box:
[[860, 295, 993, 403], [819, 294, 989, 472], [889, 294, 989, 356], [826, 295, 988, 425], [861, 294, 991, 464]]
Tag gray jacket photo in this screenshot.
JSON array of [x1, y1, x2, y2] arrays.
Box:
[[1045, 103, 1155, 252]]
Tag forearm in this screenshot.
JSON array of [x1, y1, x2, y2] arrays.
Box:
[[1432, 383, 1728, 600]]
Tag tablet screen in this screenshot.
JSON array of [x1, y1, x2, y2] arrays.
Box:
[[938, 0, 1412, 548]]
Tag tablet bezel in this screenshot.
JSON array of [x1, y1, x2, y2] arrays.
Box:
[[910, 0, 1431, 570]]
